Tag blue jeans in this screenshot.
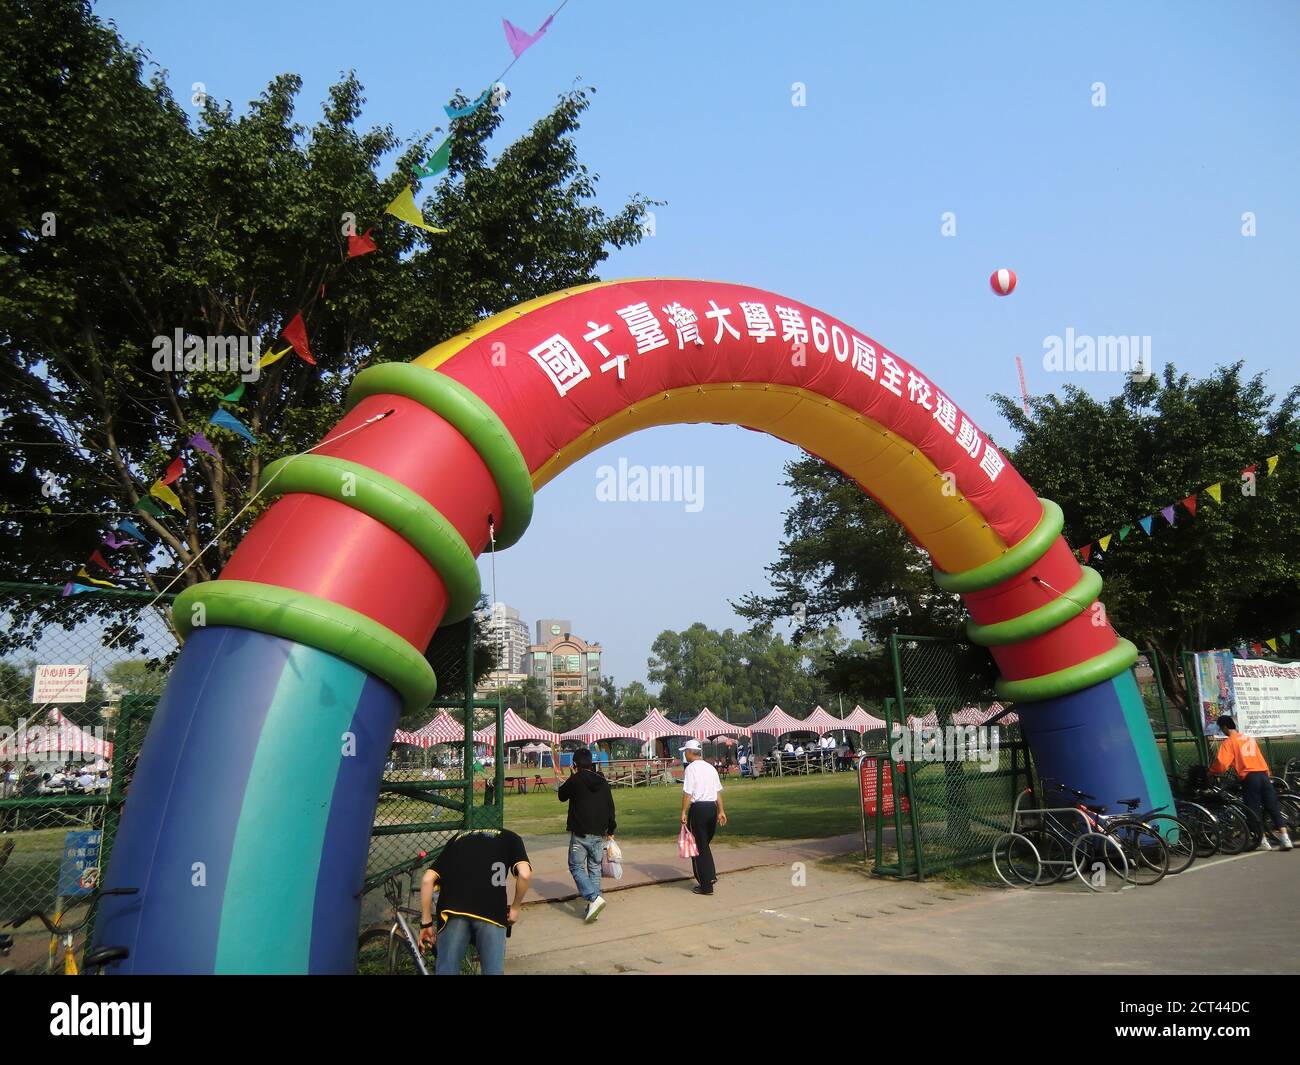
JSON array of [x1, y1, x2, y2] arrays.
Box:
[[434, 916, 506, 975], [568, 833, 606, 901]]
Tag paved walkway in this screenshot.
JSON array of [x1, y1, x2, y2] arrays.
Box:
[[505, 847, 1300, 975], [520, 832, 861, 903]]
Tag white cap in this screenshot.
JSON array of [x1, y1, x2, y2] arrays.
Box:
[[679, 739, 704, 754]]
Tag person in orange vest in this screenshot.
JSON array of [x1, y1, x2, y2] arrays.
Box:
[[1210, 716, 1293, 851]]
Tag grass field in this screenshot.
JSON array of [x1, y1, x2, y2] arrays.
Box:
[[501, 771, 861, 843]]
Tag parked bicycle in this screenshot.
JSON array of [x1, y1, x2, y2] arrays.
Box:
[[355, 869, 480, 975], [993, 785, 1128, 891], [7, 886, 138, 974]]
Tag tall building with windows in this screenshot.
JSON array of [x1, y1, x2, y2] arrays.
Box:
[[480, 602, 530, 674], [527, 620, 603, 718]]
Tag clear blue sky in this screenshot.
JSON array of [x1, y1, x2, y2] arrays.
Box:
[[103, 0, 1300, 691]]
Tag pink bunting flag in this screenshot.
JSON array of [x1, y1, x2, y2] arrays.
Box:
[[188, 433, 220, 459], [1160, 504, 1176, 525], [503, 14, 554, 58], [281, 312, 316, 365], [160, 455, 185, 485]]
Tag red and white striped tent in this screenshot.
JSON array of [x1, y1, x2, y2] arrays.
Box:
[[840, 706, 889, 733], [681, 706, 751, 739], [630, 707, 691, 740], [799, 705, 845, 736], [906, 711, 940, 727], [748, 705, 809, 739], [560, 709, 648, 745], [394, 710, 464, 749], [474, 707, 559, 748], [1, 710, 112, 759]]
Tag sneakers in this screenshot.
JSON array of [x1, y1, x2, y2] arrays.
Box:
[[691, 884, 714, 896], [1259, 836, 1274, 851], [584, 896, 607, 923], [1280, 834, 1294, 851]]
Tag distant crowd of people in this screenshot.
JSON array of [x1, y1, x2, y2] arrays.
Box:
[[1, 760, 110, 798]]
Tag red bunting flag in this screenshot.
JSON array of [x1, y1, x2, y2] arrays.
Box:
[[348, 228, 378, 259], [160, 455, 185, 485], [1243, 464, 1257, 475], [89, 548, 118, 575], [281, 312, 316, 365], [1182, 494, 1197, 517], [1080, 543, 1092, 563]]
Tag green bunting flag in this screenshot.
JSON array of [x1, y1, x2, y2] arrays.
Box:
[[413, 138, 451, 180], [134, 496, 165, 518]]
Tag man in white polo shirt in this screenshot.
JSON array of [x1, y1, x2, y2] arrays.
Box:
[[679, 739, 727, 896]]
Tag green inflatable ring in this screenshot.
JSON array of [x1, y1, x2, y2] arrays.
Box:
[[933, 499, 1064, 594], [966, 567, 1104, 647], [994, 638, 1139, 704]]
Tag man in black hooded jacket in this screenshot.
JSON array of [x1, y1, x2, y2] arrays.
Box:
[[557, 748, 617, 922]]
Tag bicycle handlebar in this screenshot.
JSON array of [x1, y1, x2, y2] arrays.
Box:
[[8, 887, 139, 935]]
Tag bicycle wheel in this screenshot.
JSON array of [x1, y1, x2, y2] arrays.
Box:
[[356, 926, 394, 975], [992, 832, 1041, 887], [1021, 827, 1072, 884], [1213, 805, 1251, 855], [1071, 831, 1127, 892], [1175, 801, 1221, 857], [1106, 821, 1168, 885], [1234, 802, 1265, 851], [1140, 815, 1195, 875], [1277, 795, 1300, 834], [389, 928, 423, 975]]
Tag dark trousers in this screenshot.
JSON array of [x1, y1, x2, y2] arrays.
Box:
[[1242, 770, 1288, 832], [688, 801, 718, 888]]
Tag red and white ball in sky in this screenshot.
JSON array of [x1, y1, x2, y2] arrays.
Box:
[[990, 268, 1017, 296]]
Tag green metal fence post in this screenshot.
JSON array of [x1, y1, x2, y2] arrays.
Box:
[[463, 618, 475, 823]]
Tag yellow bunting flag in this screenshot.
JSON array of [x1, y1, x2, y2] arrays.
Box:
[[76, 567, 119, 589], [1266, 638, 1278, 652], [1098, 534, 1113, 553], [384, 186, 447, 234], [1206, 483, 1222, 503], [150, 480, 183, 513], [258, 346, 290, 368], [1266, 454, 1280, 476]]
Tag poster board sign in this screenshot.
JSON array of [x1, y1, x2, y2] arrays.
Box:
[[57, 830, 102, 897], [860, 759, 909, 818], [31, 664, 89, 705], [1194, 650, 1236, 735], [1230, 659, 1300, 739]]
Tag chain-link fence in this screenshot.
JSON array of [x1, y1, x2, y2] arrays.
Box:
[[0, 583, 173, 973], [874, 634, 1029, 878]]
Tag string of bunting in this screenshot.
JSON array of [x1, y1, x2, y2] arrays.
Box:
[[62, 8, 564, 596], [1073, 444, 1295, 566]]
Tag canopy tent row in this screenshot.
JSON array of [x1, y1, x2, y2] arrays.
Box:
[[559, 709, 649, 745], [748, 705, 808, 738], [474, 707, 560, 748], [393, 710, 463, 749], [799, 705, 846, 736], [0, 710, 113, 759], [840, 705, 888, 733], [629, 707, 691, 740], [680, 706, 751, 740]]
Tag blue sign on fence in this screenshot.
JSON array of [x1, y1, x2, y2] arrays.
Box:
[[56, 830, 101, 896]]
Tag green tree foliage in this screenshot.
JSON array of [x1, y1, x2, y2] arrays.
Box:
[[646, 621, 858, 720], [992, 363, 1300, 702], [0, 1, 652, 660]]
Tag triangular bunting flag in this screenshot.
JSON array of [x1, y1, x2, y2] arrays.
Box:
[[1160, 505, 1176, 525], [347, 228, 378, 259], [1266, 454, 1280, 475], [1182, 494, 1197, 517], [150, 480, 183, 513], [1251, 642, 1265, 656], [1243, 464, 1257, 476], [101, 533, 132, 550], [444, 89, 490, 119], [1098, 534, 1113, 553], [281, 312, 316, 365], [115, 518, 149, 543], [258, 346, 290, 368], [1206, 483, 1222, 503], [76, 567, 119, 589], [88, 549, 117, 575], [1118, 525, 1132, 540], [160, 455, 185, 485], [62, 582, 97, 597], [1139, 516, 1154, 535], [1080, 543, 1092, 562], [209, 408, 256, 444], [221, 381, 246, 403], [1266, 638, 1278, 652], [188, 433, 219, 459], [1283, 633, 1293, 649], [413, 138, 452, 180], [385, 186, 448, 234], [503, 14, 554, 58], [134, 496, 165, 518]]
